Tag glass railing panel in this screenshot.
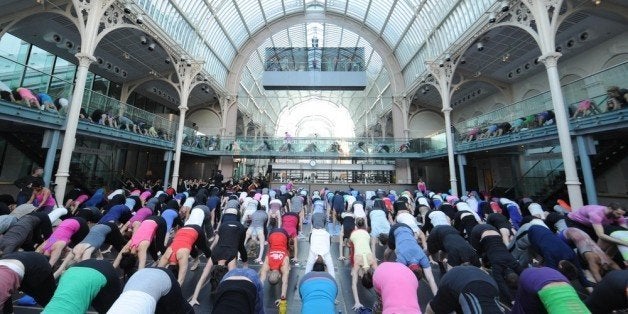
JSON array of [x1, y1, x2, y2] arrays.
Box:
[[199, 136, 444, 155], [0, 55, 73, 107], [81, 89, 176, 141], [563, 62, 627, 114], [0, 55, 177, 142], [453, 61, 628, 145]]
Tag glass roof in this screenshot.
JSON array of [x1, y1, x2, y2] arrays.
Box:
[[237, 22, 391, 132], [135, 0, 498, 133]]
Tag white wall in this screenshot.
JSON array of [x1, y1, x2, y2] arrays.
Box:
[[187, 109, 222, 136], [409, 110, 445, 137], [422, 31, 628, 126]]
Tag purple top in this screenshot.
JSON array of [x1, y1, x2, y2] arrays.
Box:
[[512, 267, 569, 314], [129, 207, 153, 225], [568, 205, 625, 226]]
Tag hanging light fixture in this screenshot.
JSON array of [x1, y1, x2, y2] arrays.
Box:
[[592, 0, 601, 5]]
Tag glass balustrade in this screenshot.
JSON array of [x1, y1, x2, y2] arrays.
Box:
[[180, 135, 447, 156], [80, 90, 177, 141], [429, 61, 628, 146], [1, 53, 625, 158], [0, 54, 178, 141]]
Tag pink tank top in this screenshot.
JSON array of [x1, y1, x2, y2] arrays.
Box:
[[36, 192, 56, 207], [130, 219, 158, 249], [43, 218, 81, 253], [74, 194, 89, 205]]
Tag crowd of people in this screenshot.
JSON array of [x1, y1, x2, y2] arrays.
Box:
[[461, 85, 627, 143], [0, 173, 626, 313], [0, 82, 175, 142]]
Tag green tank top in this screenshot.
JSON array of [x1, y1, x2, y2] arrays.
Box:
[[43, 267, 107, 313]]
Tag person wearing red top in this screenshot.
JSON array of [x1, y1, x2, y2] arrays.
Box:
[[259, 228, 291, 302], [281, 212, 300, 263]]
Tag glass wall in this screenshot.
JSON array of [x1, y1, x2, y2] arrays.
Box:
[[49, 57, 76, 97], [0, 33, 172, 114], [22, 46, 55, 92]]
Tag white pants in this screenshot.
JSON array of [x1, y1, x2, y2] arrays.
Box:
[[305, 250, 335, 278]]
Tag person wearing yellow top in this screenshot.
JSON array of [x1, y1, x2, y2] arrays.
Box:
[[349, 218, 378, 311]]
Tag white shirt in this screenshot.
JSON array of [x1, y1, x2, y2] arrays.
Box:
[[310, 228, 331, 255], [396, 212, 419, 232], [183, 197, 195, 208], [185, 207, 205, 226], [428, 211, 449, 227], [353, 203, 367, 219]]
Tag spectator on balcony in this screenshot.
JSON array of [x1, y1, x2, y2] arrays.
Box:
[[54, 98, 69, 115], [572, 99, 594, 118], [494, 122, 511, 136], [398, 142, 410, 152], [523, 114, 537, 129], [12, 87, 41, 109], [117, 114, 135, 132], [148, 125, 159, 137], [511, 117, 525, 132], [0, 81, 12, 98], [465, 127, 480, 141], [537, 110, 555, 126], [36, 93, 58, 113], [79, 108, 89, 120], [479, 124, 497, 139], [0, 90, 13, 102], [606, 86, 627, 111]]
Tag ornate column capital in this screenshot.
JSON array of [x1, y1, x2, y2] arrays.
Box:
[[538, 52, 562, 67], [75, 53, 97, 66]]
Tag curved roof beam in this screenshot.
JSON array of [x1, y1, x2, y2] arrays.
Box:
[[226, 11, 405, 97]]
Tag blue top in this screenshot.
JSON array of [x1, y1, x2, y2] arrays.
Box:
[[84, 188, 104, 207], [299, 272, 337, 314], [36, 93, 53, 104], [393, 224, 430, 268], [528, 225, 576, 269], [161, 209, 179, 231], [222, 268, 264, 314], [206, 196, 221, 211], [332, 194, 345, 212], [99, 204, 129, 224]]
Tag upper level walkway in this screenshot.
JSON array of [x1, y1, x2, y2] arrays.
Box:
[[2, 95, 626, 159], [1, 57, 626, 159]]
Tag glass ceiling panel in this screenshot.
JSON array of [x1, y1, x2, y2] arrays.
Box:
[[259, 0, 287, 20], [216, 2, 248, 47], [138, 0, 495, 129], [364, 0, 394, 34], [381, 2, 414, 48], [345, 0, 369, 21], [239, 0, 265, 31]]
